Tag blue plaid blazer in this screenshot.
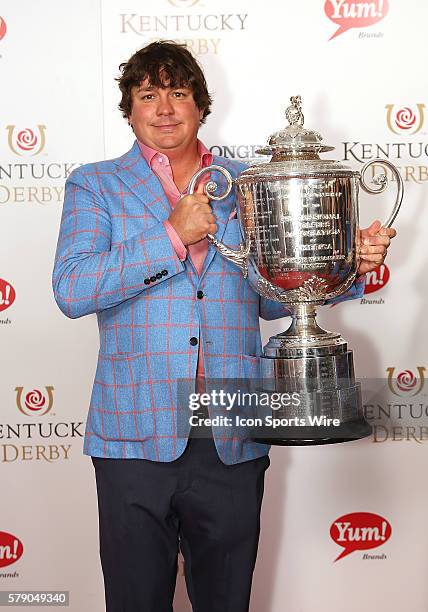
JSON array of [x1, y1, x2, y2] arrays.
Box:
[[52, 141, 364, 464]]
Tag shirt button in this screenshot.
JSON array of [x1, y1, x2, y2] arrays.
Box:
[[190, 337, 198, 346], [150, 275, 156, 282], [156, 272, 162, 279], [197, 290, 204, 299], [157, 156, 163, 163]]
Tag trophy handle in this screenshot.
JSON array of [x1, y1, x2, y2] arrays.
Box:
[[188, 165, 251, 277], [359, 158, 404, 227]]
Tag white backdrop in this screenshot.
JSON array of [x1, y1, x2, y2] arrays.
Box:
[[1, 1, 428, 611]]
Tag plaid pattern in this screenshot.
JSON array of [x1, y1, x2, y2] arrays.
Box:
[[52, 141, 364, 464]]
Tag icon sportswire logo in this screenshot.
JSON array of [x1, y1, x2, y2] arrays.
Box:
[[385, 104, 425, 135], [325, 0, 388, 40], [15, 386, 55, 416], [6, 125, 47, 156], [386, 367, 426, 396]]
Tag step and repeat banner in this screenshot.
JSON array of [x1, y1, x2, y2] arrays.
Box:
[[1, 1, 427, 611]]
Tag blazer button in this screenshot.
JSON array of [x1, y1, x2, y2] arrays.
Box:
[[197, 290, 204, 299], [144, 278, 150, 285], [189, 337, 198, 346], [162, 270, 168, 276], [150, 275, 157, 282], [156, 272, 162, 280]]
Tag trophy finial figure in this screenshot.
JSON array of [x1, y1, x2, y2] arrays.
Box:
[[285, 95, 304, 127]]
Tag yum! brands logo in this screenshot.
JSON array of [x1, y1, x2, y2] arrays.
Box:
[[15, 387, 55, 416], [330, 512, 391, 561], [332, 264, 390, 307], [385, 104, 425, 135], [0, 17, 6, 41], [386, 367, 426, 397], [0, 532, 23, 568], [6, 125, 47, 156], [325, 0, 388, 40], [364, 263, 390, 295], [0, 279, 16, 312]]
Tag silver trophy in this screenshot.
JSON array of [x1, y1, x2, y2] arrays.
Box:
[[189, 96, 403, 445]]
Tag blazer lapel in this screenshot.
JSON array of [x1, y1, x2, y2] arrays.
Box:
[[113, 140, 171, 223], [112, 144, 238, 283]]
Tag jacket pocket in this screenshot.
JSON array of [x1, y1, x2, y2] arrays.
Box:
[[87, 352, 157, 441]]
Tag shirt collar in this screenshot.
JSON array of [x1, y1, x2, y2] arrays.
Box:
[[137, 139, 212, 168]]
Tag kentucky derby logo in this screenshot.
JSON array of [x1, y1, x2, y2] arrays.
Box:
[[15, 386, 54, 416], [325, 0, 388, 40], [6, 125, 47, 156], [0, 17, 6, 41], [167, 0, 200, 6], [386, 367, 426, 397], [385, 104, 425, 135]]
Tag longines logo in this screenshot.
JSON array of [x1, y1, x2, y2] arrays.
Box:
[[386, 367, 426, 397], [6, 125, 47, 156], [0, 17, 6, 41], [325, 0, 388, 40], [15, 387, 54, 416], [385, 104, 425, 135], [209, 143, 264, 160]]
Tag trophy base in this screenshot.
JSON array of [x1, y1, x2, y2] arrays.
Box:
[[254, 343, 372, 446]]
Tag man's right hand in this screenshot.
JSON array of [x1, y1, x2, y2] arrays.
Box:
[[168, 184, 218, 246]]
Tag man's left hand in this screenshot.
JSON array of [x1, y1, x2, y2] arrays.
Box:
[[357, 219, 397, 275]]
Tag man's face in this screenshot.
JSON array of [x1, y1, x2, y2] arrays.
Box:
[[128, 78, 204, 155]]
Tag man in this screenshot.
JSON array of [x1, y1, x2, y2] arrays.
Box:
[[52, 41, 396, 612]]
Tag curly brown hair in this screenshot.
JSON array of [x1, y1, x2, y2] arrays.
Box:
[[117, 41, 213, 123]]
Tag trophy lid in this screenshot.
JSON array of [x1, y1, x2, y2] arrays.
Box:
[[257, 96, 335, 161]]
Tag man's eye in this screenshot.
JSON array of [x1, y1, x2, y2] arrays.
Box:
[[141, 94, 154, 100], [173, 91, 186, 98]]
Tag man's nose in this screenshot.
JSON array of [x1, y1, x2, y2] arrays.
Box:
[[156, 94, 174, 115]]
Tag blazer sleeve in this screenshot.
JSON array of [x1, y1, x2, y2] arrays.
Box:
[[52, 168, 185, 319], [259, 276, 366, 321]]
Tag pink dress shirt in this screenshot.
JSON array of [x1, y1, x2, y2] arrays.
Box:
[[138, 139, 213, 381]]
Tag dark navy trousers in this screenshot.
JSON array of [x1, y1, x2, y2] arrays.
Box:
[[91, 436, 270, 612]]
